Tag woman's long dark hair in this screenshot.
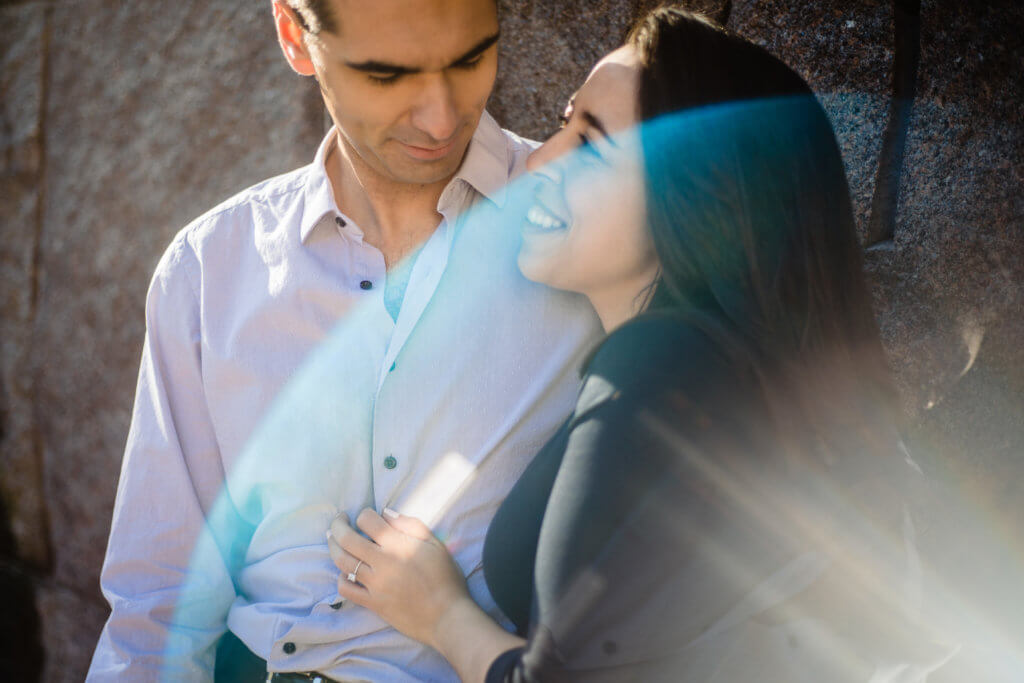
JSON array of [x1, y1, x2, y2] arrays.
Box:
[[627, 8, 901, 477], [594, 11, 926, 653]]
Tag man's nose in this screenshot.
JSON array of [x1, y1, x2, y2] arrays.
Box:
[[410, 74, 459, 143]]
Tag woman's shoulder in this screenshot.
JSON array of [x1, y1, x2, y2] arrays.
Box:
[[589, 313, 734, 387], [575, 313, 747, 420]]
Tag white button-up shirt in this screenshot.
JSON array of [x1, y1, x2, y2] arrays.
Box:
[[88, 112, 601, 682]]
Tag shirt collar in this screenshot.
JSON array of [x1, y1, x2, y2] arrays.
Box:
[[299, 111, 511, 244], [299, 131, 344, 243], [448, 111, 511, 209]]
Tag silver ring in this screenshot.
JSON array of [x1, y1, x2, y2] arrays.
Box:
[[347, 559, 364, 583]]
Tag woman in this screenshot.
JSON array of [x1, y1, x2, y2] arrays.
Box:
[[327, 8, 936, 681]]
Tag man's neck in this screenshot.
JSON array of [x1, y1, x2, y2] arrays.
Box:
[[327, 133, 455, 270]]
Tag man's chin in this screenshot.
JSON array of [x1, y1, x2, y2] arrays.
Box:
[[387, 156, 466, 186], [377, 135, 473, 185]]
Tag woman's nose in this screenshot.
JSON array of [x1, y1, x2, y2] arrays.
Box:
[[526, 157, 564, 189], [526, 131, 570, 173], [526, 167, 569, 220], [525, 145, 545, 173]]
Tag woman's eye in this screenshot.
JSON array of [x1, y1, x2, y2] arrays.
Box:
[[577, 133, 604, 163]]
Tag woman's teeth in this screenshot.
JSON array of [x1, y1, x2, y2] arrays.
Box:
[[526, 205, 568, 231]]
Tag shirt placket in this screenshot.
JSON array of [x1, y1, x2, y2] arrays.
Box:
[[340, 216, 395, 509], [369, 191, 463, 511]]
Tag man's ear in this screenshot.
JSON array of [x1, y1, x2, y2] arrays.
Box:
[[273, 1, 316, 76]]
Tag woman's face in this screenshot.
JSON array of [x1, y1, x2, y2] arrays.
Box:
[[518, 46, 657, 308]]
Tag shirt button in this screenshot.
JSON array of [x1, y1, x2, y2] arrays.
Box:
[[283, 642, 296, 654], [335, 216, 346, 227], [383, 455, 397, 470], [360, 280, 373, 290]]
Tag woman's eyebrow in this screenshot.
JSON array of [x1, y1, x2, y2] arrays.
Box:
[[580, 110, 618, 147]]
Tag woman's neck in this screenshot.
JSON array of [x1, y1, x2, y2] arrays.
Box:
[[585, 283, 650, 333]]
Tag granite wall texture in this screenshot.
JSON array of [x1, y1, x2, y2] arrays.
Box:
[[0, 0, 1020, 679]]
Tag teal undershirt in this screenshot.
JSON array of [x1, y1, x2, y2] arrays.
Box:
[[383, 246, 423, 322]]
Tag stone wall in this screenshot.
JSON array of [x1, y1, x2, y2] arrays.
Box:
[[1, 0, 1020, 679]]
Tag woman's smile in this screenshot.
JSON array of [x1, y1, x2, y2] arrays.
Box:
[[524, 203, 569, 233]]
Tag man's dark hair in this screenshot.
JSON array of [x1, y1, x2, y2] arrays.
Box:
[[287, 0, 498, 36], [287, 0, 338, 35]]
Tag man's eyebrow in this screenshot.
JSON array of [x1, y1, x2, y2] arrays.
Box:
[[581, 110, 619, 147], [451, 32, 500, 66], [344, 32, 500, 75], [344, 59, 418, 76]]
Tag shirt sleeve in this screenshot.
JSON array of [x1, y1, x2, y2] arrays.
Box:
[[87, 235, 237, 682]]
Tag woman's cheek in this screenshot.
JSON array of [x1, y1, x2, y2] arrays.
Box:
[[517, 233, 571, 289]]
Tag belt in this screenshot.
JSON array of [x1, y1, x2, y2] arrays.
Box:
[[266, 673, 340, 683]]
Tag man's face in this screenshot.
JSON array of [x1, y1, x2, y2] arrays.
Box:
[[304, 0, 499, 186]]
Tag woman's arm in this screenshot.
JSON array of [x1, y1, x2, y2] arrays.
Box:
[[328, 510, 524, 683], [432, 593, 526, 683]]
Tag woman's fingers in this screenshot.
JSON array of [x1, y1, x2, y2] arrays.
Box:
[[355, 508, 404, 547], [327, 531, 374, 581], [323, 509, 473, 647], [339, 553, 372, 585], [330, 513, 383, 565], [334, 507, 441, 575], [326, 529, 346, 568], [336, 572, 372, 607], [382, 508, 436, 542]]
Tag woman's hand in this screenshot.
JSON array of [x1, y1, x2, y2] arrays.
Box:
[[327, 509, 473, 650], [328, 509, 526, 681]]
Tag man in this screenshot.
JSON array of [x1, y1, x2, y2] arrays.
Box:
[[87, 0, 599, 680]]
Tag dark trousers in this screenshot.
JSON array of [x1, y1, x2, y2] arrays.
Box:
[[214, 630, 268, 682]]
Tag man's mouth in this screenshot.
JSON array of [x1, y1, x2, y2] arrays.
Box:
[[400, 139, 457, 161], [525, 202, 569, 232]]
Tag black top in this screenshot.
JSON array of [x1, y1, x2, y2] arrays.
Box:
[[480, 314, 916, 682]]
